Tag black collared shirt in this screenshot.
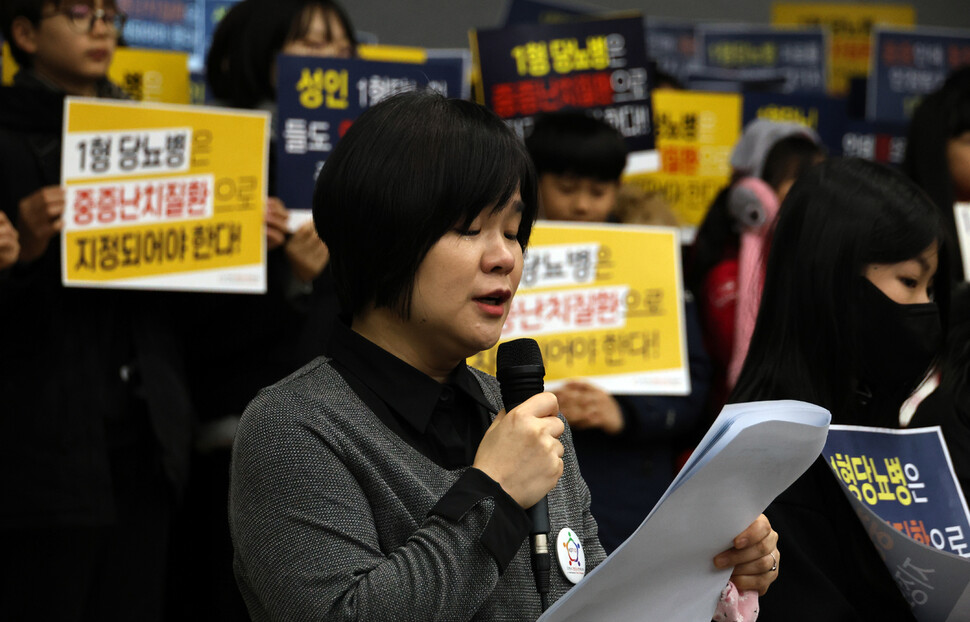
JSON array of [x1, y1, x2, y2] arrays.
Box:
[[327, 320, 531, 571]]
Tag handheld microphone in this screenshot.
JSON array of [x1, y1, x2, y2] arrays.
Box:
[[496, 338, 551, 610]]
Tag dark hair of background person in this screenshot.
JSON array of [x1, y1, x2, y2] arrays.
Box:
[[525, 109, 629, 182], [903, 66, 970, 282], [760, 134, 825, 194], [1, 0, 125, 68], [730, 157, 952, 416], [205, 0, 357, 108], [940, 283, 970, 404], [313, 90, 538, 319], [0, 0, 44, 68], [653, 68, 685, 90], [687, 134, 824, 292]]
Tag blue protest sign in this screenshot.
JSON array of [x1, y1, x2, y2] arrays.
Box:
[[645, 18, 697, 86], [118, 0, 197, 58], [741, 91, 847, 156], [867, 26, 970, 123], [824, 425, 970, 618], [696, 24, 828, 94], [824, 425, 970, 558], [473, 15, 656, 154], [274, 55, 463, 210], [840, 119, 908, 166]]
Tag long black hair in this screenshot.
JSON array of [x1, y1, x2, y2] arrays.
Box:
[[206, 0, 357, 108], [903, 66, 970, 281], [731, 158, 951, 416]]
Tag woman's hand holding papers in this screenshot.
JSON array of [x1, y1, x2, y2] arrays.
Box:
[[712, 513, 779, 595]]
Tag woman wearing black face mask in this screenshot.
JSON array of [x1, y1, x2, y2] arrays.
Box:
[[729, 157, 951, 622], [853, 265, 942, 427]]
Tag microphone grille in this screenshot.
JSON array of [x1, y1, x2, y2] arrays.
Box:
[[496, 338, 543, 370]]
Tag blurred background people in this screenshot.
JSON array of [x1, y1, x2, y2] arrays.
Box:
[[904, 66, 970, 283], [166, 1, 357, 619], [0, 2, 194, 620], [903, 67, 970, 500], [689, 120, 824, 418], [525, 110, 712, 555]]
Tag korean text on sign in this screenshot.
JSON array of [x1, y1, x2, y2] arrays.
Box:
[[473, 15, 656, 152], [61, 98, 270, 293], [471, 223, 688, 395]]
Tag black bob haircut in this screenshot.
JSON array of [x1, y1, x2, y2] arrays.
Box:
[[313, 90, 539, 318], [731, 157, 951, 416], [206, 0, 356, 109], [525, 110, 628, 182]]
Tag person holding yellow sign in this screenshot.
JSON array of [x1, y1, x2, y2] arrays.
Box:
[[524, 110, 714, 555], [525, 110, 766, 619], [0, 2, 193, 620], [166, 2, 361, 618]]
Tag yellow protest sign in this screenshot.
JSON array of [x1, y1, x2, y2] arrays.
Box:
[[470, 222, 689, 395], [108, 48, 191, 104], [3, 45, 190, 104], [61, 98, 270, 292], [624, 90, 741, 228], [357, 44, 429, 64], [772, 3, 915, 95]]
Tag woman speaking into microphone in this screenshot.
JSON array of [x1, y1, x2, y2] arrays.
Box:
[[228, 90, 778, 621]]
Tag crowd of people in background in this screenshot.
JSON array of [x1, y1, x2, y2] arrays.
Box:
[[0, 0, 968, 620]]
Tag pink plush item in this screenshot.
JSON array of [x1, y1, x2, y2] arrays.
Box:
[[727, 176, 780, 389], [712, 581, 760, 622]]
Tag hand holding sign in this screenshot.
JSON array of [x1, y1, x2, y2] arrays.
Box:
[[285, 222, 329, 283], [0, 211, 20, 269], [17, 185, 64, 262], [266, 197, 289, 250], [554, 380, 624, 434]]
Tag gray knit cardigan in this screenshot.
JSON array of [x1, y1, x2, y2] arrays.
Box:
[[230, 356, 607, 621]]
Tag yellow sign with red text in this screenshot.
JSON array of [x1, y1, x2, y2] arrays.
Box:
[[624, 90, 741, 227], [772, 3, 915, 95], [61, 98, 269, 292], [470, 222, 689, 395]]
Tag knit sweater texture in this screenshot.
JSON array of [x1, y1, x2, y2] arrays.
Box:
[[230, 356, 606, 621]]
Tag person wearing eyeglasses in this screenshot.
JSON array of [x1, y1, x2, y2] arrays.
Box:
[[1, 0, 126, 260], [0, 3, 194, 621]]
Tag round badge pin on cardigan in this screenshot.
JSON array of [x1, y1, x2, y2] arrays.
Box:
[[556, 527, 586, 583]]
